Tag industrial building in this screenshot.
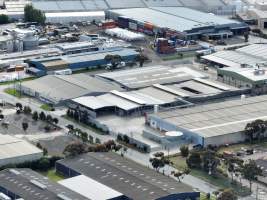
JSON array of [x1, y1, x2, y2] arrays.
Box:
[[0, 168, 88, 200], [56, 152, 200, 200], [19, 73, 122, 105], [68, 78, 240, 117], [31, 0, 232, 16], [28, 48, 139, 74], [202, 44, 267, 68], [147, 94, 267, 146], [59, 175, 130, 200], [0, 134, 43, 167], [106, 7, 249, 39], [97, 66, 207, 89], [241, 0, 267, 31], [45, 11, 105, 24]]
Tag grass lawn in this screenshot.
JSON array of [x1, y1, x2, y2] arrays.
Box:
[[4, 88, 23, 98], [39, 169, 64, 182], [40, 104, 54, 111], [169, 156, 251, 197]]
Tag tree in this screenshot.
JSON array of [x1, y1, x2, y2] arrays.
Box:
[[95, 138, 101, 144], [38, 157, 50, 171], [245, 119, 267, 143], [217, 189, 237, 200], [39, 112, 46, 121], [89, 135, 94, 143], [225, 157, 243, 183], [24, 5, 46, 24], [53, 118, 59, 125], [16, 103, 23, 110], [32, 111, 39, 121], [0, 114, 4, 120], [63, 142, 87, 157], [23, 106, 32, 114], [46, 114, 53, 123], [104, 54, 122, 70], [241, 160, 263, 192], [0, 14, 9, 24], [122, 135, 130, 144], [202, 150, 220, 176], [180, 145, 189, 157], [135, 54, 147, 67], [149, 157, 165, 172], [22, 122, 29, 132], [171, 168, 191, 182], [80, 131, 88, 143], [187, 151, 202, 169]]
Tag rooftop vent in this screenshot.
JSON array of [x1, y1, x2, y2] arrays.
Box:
[[30, 180, 47, 190]]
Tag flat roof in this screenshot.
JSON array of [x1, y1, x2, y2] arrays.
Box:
[[151, 94, 267, 138], [97, 66, 206, 89], [0, 168, 87, 200], [57, 152, 193, 200], [46, 11, 105, 17], [0, 134, 42, 163], [108, 7, 245, 33], [59, 175, 124, 200], [203, 44, 267, 68], [21, 74, 122, 103]]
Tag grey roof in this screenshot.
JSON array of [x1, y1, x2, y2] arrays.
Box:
[[143, 0, 183, 7], [97, 66, 206, 89], [21, 74, 122, 103], [57, 152, 194, 200], [108, 7, 245, 33], [106, 0, 145, 8], [203, 44, 267, 68], [152, 94, 267, 138], [0, 168, 87, 200], [32, 0, 108, 12]]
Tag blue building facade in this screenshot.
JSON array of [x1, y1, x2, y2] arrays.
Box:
[[28, 48, 139, 75]]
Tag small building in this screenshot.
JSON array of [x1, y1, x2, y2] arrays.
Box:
[[0, 134, 43, 167], [56, 152, 200, 200]]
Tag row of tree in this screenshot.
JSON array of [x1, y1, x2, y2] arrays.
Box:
[[63, 140, 122, 157]]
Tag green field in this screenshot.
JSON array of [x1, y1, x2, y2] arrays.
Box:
[[39, 169, 64, 182], [40, 104, 54, 111], [4, 88, 22, 98]]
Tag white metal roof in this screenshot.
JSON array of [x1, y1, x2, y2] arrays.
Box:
[[59, 175, 123, 200], [45, 11, 105, 18], [0, 134, 42, 161]]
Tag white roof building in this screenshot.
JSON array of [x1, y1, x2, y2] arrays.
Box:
[[59, 175, 125, 200], [0, 134, 43, 167]]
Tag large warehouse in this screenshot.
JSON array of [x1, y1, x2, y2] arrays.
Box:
[[28, 48, 139, 75], [148, 94, 267, 146], [19, 73, 122, 105], [0, 134, 43, 167], [97, 66, 207, 89], [56, 152, 200, 200], [106, 7, 249, 39]]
